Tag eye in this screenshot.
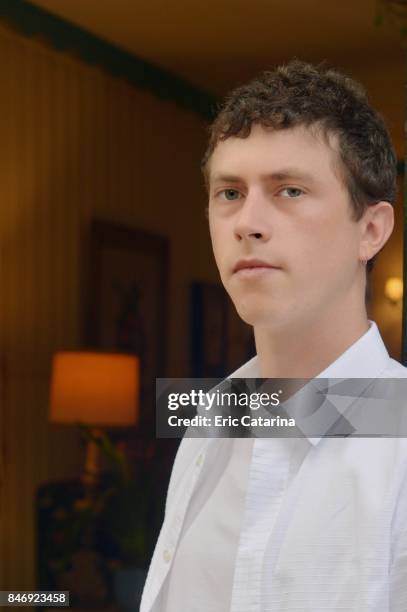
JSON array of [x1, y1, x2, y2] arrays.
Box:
[[218, 188, 242, 201], [278, 187, 304, 198]]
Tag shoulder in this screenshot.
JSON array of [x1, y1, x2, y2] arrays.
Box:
[[382, 358, 407, 378]]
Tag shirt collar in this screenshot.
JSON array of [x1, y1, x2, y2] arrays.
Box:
[[315, 320, 390, 379], [227, 320, 391, 446]]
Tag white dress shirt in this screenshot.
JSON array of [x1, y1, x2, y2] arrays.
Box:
[[141, 321, 407, 612]]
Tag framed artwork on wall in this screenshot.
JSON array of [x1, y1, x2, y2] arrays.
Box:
[[190, 281, 255, 377], [84, 219, 169, 427]]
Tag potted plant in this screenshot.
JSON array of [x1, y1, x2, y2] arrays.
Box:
[[81, 427, 152, 611]]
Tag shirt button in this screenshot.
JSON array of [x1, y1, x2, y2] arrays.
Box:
[[196, 453, 204, 467], [163, 549, 172, 563]]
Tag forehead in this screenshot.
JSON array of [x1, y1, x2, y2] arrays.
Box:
[[207, 123, 342, 186]]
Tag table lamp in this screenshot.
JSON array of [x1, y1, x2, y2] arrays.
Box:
[[49, 351, 140, 484], [385, 277, 403, 306]]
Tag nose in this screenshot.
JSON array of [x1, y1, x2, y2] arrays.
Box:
[[234, 189, 271, 243]]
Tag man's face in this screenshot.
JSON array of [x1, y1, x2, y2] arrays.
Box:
[[207, 124, 364, 331]]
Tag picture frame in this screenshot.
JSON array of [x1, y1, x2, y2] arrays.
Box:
[[84, 219, 169, 426], [190, 281, 255, 377]]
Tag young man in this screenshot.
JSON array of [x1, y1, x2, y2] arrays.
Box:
[[141, 60, 407, 611]]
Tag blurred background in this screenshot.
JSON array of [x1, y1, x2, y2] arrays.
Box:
[[0, 0, 406, 609]]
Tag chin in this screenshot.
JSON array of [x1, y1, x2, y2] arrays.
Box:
[[232, 298, 281, 328]]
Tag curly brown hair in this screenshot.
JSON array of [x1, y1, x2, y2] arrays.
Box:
[[202, 59, 397, 273]]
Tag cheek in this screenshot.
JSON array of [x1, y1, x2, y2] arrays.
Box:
[[208, 212, 218, 245], [209, 223, 219, 254], [297, 211, 357, 261], [209, 223, 227, 275], [209, 217, 227, 253]]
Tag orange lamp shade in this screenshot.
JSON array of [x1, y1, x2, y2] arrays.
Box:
[[49, 351, 140, 427]]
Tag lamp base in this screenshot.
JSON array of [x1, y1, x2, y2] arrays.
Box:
[[82, 430, 102, 486]]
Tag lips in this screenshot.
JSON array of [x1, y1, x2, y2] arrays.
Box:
[[233, 259, 280, 273]]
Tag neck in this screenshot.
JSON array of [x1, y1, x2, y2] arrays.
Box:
[[254, 302, 369, 379]]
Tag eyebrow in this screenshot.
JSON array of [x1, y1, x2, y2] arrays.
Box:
[[210, 168, 317, 185]]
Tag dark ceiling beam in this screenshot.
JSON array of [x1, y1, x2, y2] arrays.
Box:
[[0, 0, 217, 119]]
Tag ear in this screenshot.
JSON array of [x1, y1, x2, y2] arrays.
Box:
[[359, 201, 394, 261]]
